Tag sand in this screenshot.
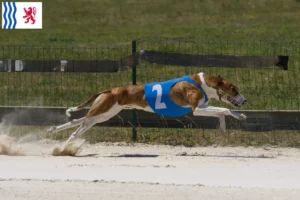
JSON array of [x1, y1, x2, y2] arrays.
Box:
[[0, 134, 300, 199]]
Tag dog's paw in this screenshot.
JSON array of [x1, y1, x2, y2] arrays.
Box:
[[218, 123, 226, 134], [239, 113, 247, 120], [219, 128, 226, 134], [46, 126, 56, 133]]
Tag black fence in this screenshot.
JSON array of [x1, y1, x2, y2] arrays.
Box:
[[0, 39, 299, 145]]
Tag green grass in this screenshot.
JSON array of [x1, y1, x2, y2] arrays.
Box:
[[0, 0, 300, 146], [4, 125, 300, 148], [1, 41, 299, 110], [1, 65, 299, 110], [0, 0, 300, 44]]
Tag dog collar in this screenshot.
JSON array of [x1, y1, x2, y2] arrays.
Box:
[[198, 72, 209, 103]]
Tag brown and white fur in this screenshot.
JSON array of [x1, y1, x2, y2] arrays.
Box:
[[47, 72, 247, 144]]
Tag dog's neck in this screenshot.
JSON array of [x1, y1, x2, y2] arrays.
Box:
[[198, 72, 219, 100]]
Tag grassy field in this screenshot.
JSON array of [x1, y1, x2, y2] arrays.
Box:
[[1, 0, 300, 44], [0, 41, 299, 111], [1, 0, 300, 146], [2, 125, 300, 148]]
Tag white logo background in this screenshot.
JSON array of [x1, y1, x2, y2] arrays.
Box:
[[2, 2, 42, 29]]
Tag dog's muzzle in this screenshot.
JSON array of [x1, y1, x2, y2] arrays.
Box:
[[218, 90, 247, 107]]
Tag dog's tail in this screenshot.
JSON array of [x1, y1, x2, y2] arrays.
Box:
[[66, 89, 111, 117]]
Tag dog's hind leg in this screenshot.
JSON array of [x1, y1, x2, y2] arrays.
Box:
[[47, 117, 85, 134], [65, 117, 96, 144], [65, 103, 123, 144]]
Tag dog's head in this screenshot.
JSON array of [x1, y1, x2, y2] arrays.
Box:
[[207, 75, 247, 107]]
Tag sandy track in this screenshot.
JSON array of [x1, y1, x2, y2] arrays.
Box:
[[1, 140, 300, 200], [1, 180, 300, 200]]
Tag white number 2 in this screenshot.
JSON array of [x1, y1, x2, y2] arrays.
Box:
[[152, 84, 167, 109]]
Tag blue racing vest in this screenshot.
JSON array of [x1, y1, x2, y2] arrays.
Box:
[[144, 75, 209, 117]]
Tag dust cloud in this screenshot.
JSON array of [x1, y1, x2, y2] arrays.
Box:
[[0, 107, 85, 156]]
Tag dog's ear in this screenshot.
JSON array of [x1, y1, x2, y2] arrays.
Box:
[[217, 75, 223, 86], [206, 75, 223, 87]]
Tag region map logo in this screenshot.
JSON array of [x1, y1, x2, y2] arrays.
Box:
[[2, 2, 42, 29]]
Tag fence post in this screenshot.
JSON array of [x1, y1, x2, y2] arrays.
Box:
[[131, 40, 137, 141]]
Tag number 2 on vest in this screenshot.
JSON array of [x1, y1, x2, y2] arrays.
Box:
[[152, 84, 167, 109]]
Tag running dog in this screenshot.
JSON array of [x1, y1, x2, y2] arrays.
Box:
[[47, 72, 247, 143]]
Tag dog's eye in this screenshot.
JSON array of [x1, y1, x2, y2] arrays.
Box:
[[232, 87, 237, 92]]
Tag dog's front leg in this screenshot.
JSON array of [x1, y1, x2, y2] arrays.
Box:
[[193, 106, 247, 133], [193, 106, 227, 133], [194, 106, 246, 120]]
